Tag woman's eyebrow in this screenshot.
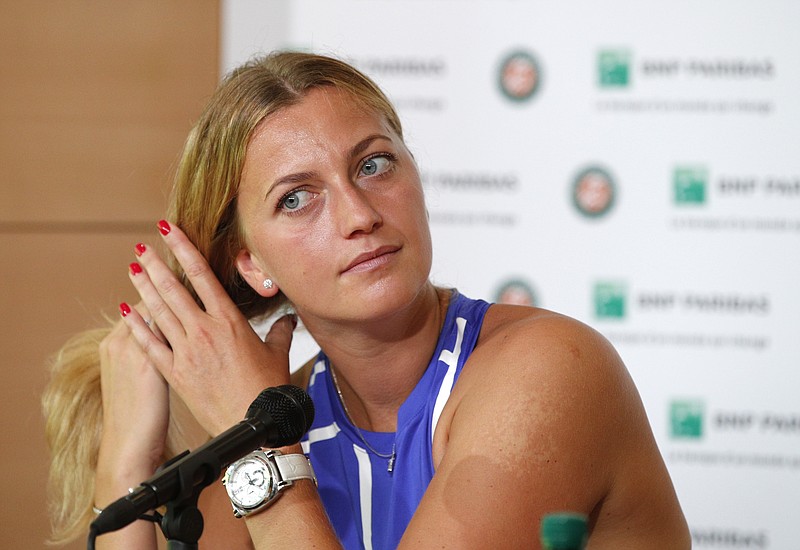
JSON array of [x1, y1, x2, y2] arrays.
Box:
[[349, 134, 392, 160], [265, 171, 318, 201]]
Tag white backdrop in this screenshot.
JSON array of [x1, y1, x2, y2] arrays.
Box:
[[222, 1, 800, 547]]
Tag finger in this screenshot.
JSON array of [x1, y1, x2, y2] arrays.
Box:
[[131, 301, 168, 345], [264, 314, 297, 355], [128, 258, 185, 344], [155, 220, 239, 317], [119, 301, 176, 381], [147, 318, 168, 344]]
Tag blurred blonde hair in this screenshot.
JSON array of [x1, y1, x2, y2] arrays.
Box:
[[42, 50, 404, 544]]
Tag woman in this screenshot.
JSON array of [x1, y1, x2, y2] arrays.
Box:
[[43, 51, 690, 549]]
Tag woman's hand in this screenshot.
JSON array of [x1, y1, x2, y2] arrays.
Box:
[[96, 307, 169, 505], [120, 220, 295, 436]]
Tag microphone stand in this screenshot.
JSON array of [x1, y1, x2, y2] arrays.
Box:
[[154, 447, 222, 549], [87, 447, 219, 550], [160, 490, 204, 550]]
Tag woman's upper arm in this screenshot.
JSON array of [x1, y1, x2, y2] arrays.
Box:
[[400, 314, 643, 549]]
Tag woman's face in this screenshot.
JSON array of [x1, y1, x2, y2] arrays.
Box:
[[235, 86, 433, 325]]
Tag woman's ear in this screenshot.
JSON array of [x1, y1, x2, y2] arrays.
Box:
[[235, 249, 279, 297]]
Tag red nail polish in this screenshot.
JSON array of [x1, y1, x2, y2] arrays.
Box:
[[135, 242, 146, 256], [120, 302, 131, 317], [129, 262, 143, 275], [157, 220, 171, 236]]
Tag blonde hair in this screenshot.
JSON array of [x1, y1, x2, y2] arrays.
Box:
[[42, 328, 105, 545], [42, 51, 404, 544]]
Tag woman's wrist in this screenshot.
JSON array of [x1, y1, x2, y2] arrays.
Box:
[[93, 472, 145, 510], [94, 448, 159, 508]]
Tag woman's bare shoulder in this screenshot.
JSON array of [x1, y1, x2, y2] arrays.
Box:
[[445, 303, 640, 450], [449, 303, 646, 464], [473, 303, 625, 384]]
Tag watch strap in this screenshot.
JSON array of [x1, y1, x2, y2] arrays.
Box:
[[274, 452, 317, 485]]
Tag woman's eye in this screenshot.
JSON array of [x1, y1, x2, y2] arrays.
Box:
[[278, 189, 314, 212], [359, 155, 393, 177]]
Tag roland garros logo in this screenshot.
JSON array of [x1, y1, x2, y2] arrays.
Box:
[[571, 166, 617, 218], [498, 50, 542, 102], [494, 279, 537, 307]]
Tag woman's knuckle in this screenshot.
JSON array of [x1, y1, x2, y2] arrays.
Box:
[[156, 276, 181, 296], [184, 260, 207, 280]]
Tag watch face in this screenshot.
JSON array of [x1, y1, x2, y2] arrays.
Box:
[[227, 456, 274, 508]]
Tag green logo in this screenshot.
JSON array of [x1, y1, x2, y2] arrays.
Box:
[[674, 166, 708, 204], [670, 400, 704, 439], [593, 282, 626, 319], [598, 50, 631, 87]]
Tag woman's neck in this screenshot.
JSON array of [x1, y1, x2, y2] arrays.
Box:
[[303, 284, 449, 431]]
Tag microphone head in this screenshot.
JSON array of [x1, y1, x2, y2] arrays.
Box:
[[246, 385, 315, 446]]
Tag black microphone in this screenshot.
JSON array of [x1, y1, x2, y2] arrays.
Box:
[[90, 385, 314, 536]]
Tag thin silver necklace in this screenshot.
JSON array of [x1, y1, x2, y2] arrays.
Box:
[[329, 365, 396, 473]]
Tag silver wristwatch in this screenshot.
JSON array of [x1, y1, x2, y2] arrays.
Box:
[[222, 449, 316, 518]]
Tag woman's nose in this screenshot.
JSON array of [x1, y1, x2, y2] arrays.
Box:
[[334, 183, 383, 237]]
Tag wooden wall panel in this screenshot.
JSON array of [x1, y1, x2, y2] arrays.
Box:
[[0, 2, 219, 548], [0, 1, 218, 223]]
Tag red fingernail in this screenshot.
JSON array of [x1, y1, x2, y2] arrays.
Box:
[[129, 262, 143, 275], [120, 302, 131, 317], [135, 242, 146, 256], [157, 220, 171, 236]]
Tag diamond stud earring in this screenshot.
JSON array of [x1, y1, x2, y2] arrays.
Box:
[[263, 279, 274, 290]]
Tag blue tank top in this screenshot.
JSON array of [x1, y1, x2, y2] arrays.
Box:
[[300, 290, 491, 550]]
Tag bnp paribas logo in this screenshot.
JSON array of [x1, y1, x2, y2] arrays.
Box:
[[593, 281, 627, 319], [498, 50, 542, 103], [598, 49, 631, 87], [673, 166, 708, 205], [670, 399, 705, 439]]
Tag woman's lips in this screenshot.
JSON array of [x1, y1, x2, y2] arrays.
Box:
[[342, 245, 400, 274]]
